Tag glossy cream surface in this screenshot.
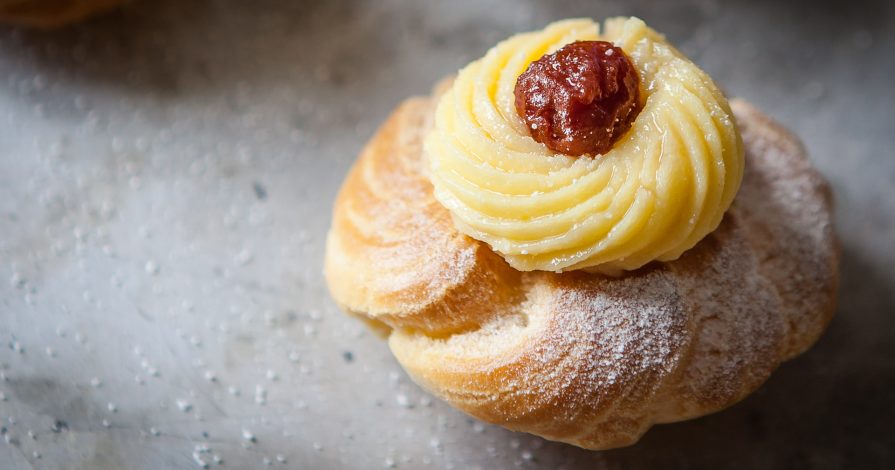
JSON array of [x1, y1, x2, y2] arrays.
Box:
[[425, 17, 744, 273]]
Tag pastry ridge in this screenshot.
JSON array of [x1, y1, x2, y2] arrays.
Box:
[[324, 89, 838, 450]]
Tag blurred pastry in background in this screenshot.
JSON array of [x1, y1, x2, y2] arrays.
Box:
[[0, 0, 124, 28]]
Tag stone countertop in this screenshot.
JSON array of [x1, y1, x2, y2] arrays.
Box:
[[0, 1, 892, 468]]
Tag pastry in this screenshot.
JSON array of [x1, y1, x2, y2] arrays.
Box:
[[324, 17, 838, 450], [0, 0, 124, 28]]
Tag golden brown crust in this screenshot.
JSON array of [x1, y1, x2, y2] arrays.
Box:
[[323, 89, 838, 450], [0, 0, 123, 29]]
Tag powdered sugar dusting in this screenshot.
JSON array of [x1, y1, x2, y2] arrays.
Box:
[[325, 98, 522, 335], [731, 99, 838, 358], [325, 94, 837, 449]]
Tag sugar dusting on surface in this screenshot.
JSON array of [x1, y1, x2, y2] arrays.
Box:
[[327, 98, 522, 335], [731, 99, 839, 359], [326, 94, 838, 449]]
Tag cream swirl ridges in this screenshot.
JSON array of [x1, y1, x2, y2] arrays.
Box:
[[425, 17, 744, 273]]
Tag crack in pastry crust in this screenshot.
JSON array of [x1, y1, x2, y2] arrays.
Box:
[[324, 91, 838, 450]]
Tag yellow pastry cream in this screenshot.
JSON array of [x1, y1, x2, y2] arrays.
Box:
[[424, 17, 744, 274]]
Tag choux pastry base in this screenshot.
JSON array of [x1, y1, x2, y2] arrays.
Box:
[[324, 85, 838, 450]]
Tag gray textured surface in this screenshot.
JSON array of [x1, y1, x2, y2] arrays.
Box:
[[0, 1, 893, 468]]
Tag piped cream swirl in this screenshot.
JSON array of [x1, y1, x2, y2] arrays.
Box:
[[425, 17, 744, 273]]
